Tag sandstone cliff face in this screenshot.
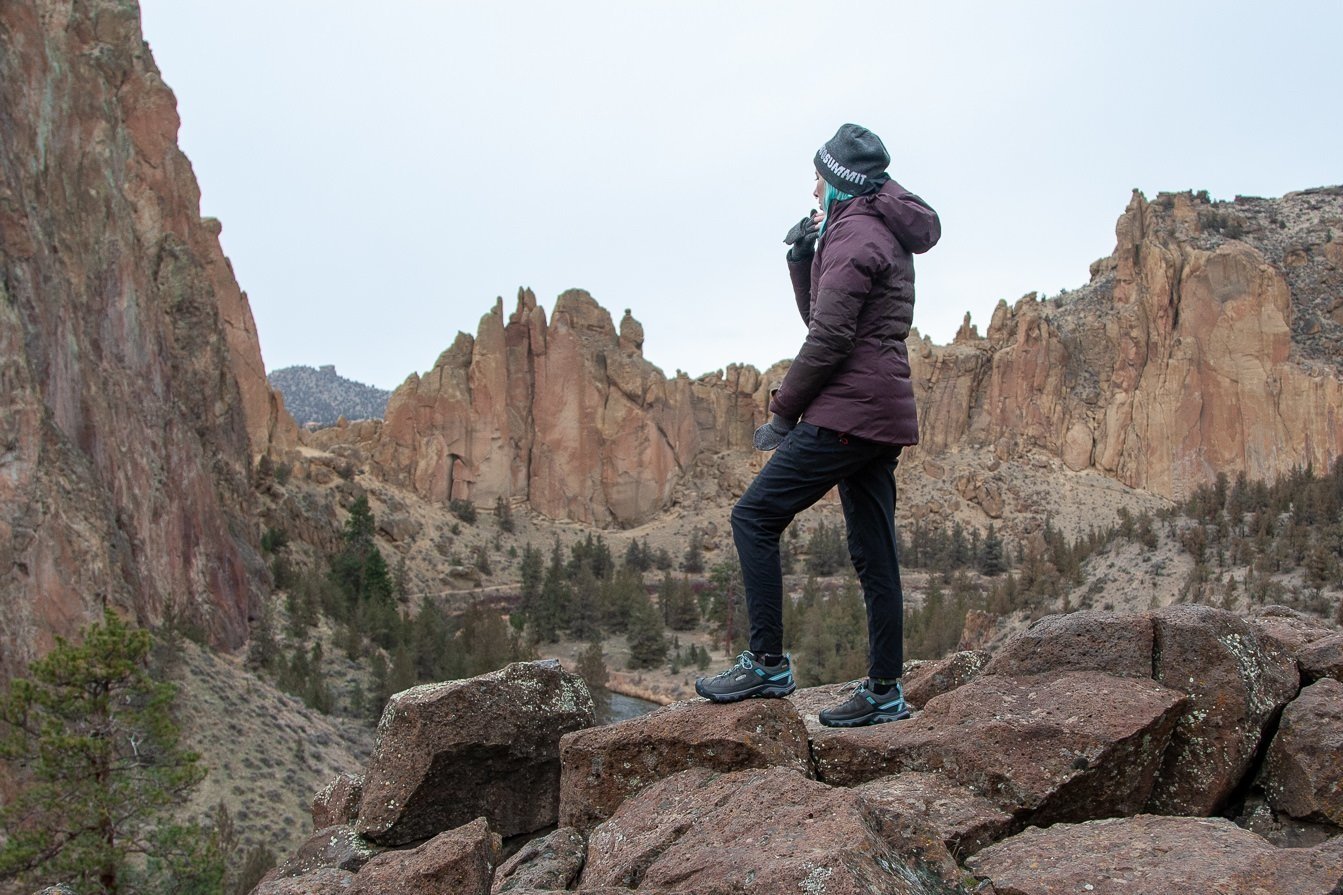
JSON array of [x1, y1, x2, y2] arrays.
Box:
[[912, 187, 1343, 501], [0, 1, 297, 673], [322, 289, 771, 526]]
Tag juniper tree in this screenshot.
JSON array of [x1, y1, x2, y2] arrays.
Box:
[[0, 610, 221, 895]]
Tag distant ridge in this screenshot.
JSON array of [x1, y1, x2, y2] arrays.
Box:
[[268, 365, 391, 428]]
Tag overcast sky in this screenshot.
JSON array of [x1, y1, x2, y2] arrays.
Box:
[[139, 1, 1341, 391]]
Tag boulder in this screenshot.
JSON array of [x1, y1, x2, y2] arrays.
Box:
[[581, 766, 962, 895], [558, 697, 811, 832], [983, 610, 1154, 679], [811, 671, 1185, 826], [967, 814, 1343, 895], [1247, 605, 1337, 654], [270, 826, 381, 880], [490, 827, 586, 894], [351, 818, 499, 895], [251, 868, 356, 895], [854, 771, 1014, 857], [903, 650, 989, 709], [356, 661, 594, 846], [1300, 633, 1343, 683], [312, 773, 364, 829], [1146, 605, 1299, 815], [1262, 678, 1343, 825], [1233, 793, 1340, 848]]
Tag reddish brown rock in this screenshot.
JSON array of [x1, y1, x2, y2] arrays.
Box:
[[983, 611, 1154, 679], [351, 818, 499, 895], [558, 697, 811, 832], [1234, 793, 1340, 848], [0, 0, 297, 676], [1146, 604, 1300, 815], [490, 827, 585, 894], [786, 680, 857, 734], [251, 868, 355, 895], [354, 289, 771, 526], [811, 671, 1185, 826], [313, 773, 364, 829], [271, 826, 381, 879], [967, 814, 1343, 895], [581, 767, 961, 895], [356, 661, 594, 846], [1262, 678, 1343, 825], [903, 650, 989, 709], [911, 189, 1343, 502], [1300, 633, 1343, 683], [854, 771, 1014, 857], [1247, 605, 1338, 655]]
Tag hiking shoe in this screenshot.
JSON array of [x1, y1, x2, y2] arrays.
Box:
[[695, 652, 796, 703], [818, 679, 910, 727]]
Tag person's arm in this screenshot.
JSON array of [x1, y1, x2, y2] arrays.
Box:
[[770, 222, 882, 422], [782, 213, 820, 324]]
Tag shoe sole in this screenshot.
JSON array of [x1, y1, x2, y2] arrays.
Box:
[[819, 709, 911, 728], [695, 682, 796, 703]]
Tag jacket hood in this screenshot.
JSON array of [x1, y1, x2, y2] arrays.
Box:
[[849, 179, 942, 255]]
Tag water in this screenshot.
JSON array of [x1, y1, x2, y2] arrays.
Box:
[[603, 690, 661, 723]]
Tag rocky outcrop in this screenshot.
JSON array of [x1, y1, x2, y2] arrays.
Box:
[[262, 614, 1343, 894], [557, 697, 811, 832], [580, 767, 962, 895], [350, 819, 499, 895], [809, 671, 1185, 825], [356, 661, 594, 845], [319, 291, 771, 526], [1262, 678, 1343, 826], [967, 815, 1343, 895], [490, 828, 586, 895], [984, 605, 1300, 815], [910, 187, 1343, 503], [312, 774, 364, 830], [0, 0, 297, 673]]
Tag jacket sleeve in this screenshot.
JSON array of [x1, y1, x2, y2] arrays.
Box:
[[770, 224, 884, 422], [787, 253, 812, 325]]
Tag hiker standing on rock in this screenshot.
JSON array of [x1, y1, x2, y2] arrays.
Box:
[[695, 124, 941, 727]]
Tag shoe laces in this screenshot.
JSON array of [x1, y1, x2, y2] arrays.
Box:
[[711, 651, 755, 679]]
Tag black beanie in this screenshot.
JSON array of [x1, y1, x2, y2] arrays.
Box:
[[815, 123, 889, 196]]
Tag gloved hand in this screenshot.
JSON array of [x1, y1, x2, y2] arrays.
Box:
[[753, 413, 796, 451], [783, 212, 820, 263]]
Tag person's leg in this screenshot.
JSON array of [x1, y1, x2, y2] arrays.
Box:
[[837, 448, 904, 680], [730, 423, 860, 657]]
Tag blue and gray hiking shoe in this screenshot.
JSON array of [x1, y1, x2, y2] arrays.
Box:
[[695, 652, 796, 703], [818, 679, 910, 727]]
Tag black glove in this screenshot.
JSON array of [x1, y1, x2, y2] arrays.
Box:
[[783, 213, 820, 263], [753, 413, 796, 451]]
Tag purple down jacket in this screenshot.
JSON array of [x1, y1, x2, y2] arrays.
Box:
[[769, 178, 940, 445]]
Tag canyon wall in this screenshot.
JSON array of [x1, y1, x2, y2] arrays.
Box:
[[0, 1, 296, 674], [325, 188, 1342, 525]]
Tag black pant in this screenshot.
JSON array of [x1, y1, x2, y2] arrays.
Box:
[[730, 422, 905, 680]]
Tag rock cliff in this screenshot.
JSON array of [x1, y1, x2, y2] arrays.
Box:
[[317, 189, 1342, 526], [911, 187, 1343, 501], [0, 1, 297, 673], [313, 289, 774, 526]]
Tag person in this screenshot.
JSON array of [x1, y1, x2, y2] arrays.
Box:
[[694, 123, 941, 727]]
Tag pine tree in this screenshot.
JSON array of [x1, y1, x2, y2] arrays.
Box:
[[576, 640, 611, 723], [682, 531, 706, 574], [0, 611, 221, 894], [979, 524, 1006, 577], [626, 591, 669, 670]]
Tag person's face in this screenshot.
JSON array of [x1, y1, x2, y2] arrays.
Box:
[[813, 172, 824, 207]]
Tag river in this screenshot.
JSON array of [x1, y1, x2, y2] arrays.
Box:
[[603, 690, 662, 723]]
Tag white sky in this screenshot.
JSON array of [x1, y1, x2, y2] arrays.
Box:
[[139, 1, 1342, 391]]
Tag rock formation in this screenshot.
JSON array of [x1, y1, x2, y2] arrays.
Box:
[[264, 610, 1343, 894], [312, 187, 1342, 527], [313, 290, 772, 526], [0, 0, 297, 674], [910, 187, 1343, 502]]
